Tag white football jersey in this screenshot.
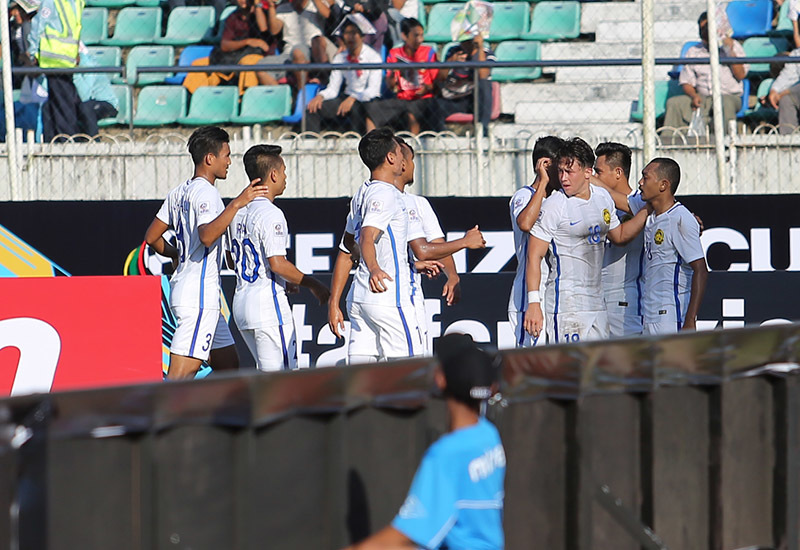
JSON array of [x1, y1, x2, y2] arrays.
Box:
[[229, 198, 293, 330], [345, 180, 414, 307], [155, 177, 225, 310], [507, 185, 551, 313], [404, 192, 443, 298], [531, 185, 620, 315], [630, 195, 705, 327]]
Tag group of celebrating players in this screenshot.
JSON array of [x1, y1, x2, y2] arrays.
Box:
[[145, 125, 708, 379]]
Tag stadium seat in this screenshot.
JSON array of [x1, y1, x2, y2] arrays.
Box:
[[125, 45, 175, 85], [668, 40, 701, 79], [231, 85, 292, 124], [445, 81, 501, 123], [178, 86, 238, 125], [742, 36, 790, 76], [630, 79, 683, 122], [135, 0, 162, 6], [98, 85, 131, 126], [133, 85, 187, 126], [81, 7, 108, 44], [523, 1, 580, 41], [417, 0, 427, 29], [492, 41, 541, 82], [164, 45, 214, 85], [86, 45, 121, 70], [736, 78, 751, 118], [101, 7, 162, 46], [85, 0, 135, 8], [743, 77, 778, 122], [488, 2, 530, 41], [425, 4, 464, 42], [211, 4, 238, 43], [282, 83, 320, 124], [770, 0, 793, 35], [156, 6, 216, 45], [726, 0, 773, 39]]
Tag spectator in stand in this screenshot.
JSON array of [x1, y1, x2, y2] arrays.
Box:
[[435, 31, 495, 135], [764, 48, 800, 133], [9, 0, 38, 88], [328, 0, 387, 53], [265, 0, 338, 71], [376, 17, 441, 133], [305, 15, 383, 134], [663, 12, 748, 136], [74, 43, 119, 137], [777, 0, 800, 48]]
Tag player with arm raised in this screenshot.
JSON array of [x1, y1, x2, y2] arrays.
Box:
[[508, 135, 563, 347], [523, 138, 649, 343], [230, 145, 330, 371], [144, 126, 269, 380], [628, 158, 708, 333]]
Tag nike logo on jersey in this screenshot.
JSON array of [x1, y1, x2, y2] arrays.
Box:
[[569, 221, 580, 226]]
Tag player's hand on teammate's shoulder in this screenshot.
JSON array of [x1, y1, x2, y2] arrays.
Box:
[[232, 178, 270, 208], [368, 266, 392, 293], [415, 259, 444, 279], [464, 225, 486, 249]]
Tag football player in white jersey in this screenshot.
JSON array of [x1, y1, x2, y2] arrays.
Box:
[[593, 142, 645, 337], [230, 145, 330, 371], [508, 136, 563, 348], [625, 159, 708, 334], [145, 126, 270, 379], [523, 138, 649, 343]]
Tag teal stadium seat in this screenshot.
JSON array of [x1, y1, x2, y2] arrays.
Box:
[[232, 85, 293, 124], [744, 78, 778, 122], [85, 0, 134, 8], [86, 45, 121, 69], [133, 85, 187, 126], [156, 6, 215, 45], [178, 86, 238, 125], [126, 45, 174, 85], [770, 0, 793, 35], [98, 85, 131, 126], [101, 7, 162, 46], [742, 36, 790, 76], [81, 8, 108, 44], [523, 1, 580, 41], [630, 79, 683, 122], [726, 0, 773, 39], [425, 4, 464, 42], [135, 0, 162, 6], [488, 3, 530, 41], [418, 0, 427, 29], [492, 41, 542, 82]]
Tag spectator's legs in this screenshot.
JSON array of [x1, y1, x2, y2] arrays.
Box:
[[777, 84, 800, 134], [306, 97, 344, 133], [477, 78, 492, 134], [42, 74, 81, 142], [663, 94, 694, 130], [719, 94, 741, 134], [78, 100, 118, 137]]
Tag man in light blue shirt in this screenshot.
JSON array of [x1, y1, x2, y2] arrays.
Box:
[[342, 333, 506, 550], [74, 44, 119, 136]]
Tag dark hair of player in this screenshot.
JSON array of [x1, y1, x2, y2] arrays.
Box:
[[243, 144, 283, 185], [358, 127, 398, 171], [650, 157, 681, 194], [557, 137, 595, 170], [395, 136, 414, 158], [187, 126, 229, 166], [400, 17, 423, 36], [532, 136, 564, 165], [595, 142, 632, 179]]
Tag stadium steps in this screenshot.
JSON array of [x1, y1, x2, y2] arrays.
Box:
[[553, 65, 671, 83], [500, 81, 642, 114], [513, 99, 634, 124], [594, 20, 698, 43], [541, 40, 690, 60], [580, 1, 709, 34]]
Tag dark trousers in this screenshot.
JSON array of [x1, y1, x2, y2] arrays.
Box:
[[78, 100, 118, 137], [306, 97, 371, 134], [42, 74, 82, 142], [436, 78, 493, 132]]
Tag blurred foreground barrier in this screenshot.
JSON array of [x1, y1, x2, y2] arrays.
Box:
[[1, 323, 799, 549]]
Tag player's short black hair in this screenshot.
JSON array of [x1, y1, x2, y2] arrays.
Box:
[[187, 126, 229, 166], [532, 136, 564, 165], [557, 137, 595, 170], [400, 17, 423, 36], [243, 144, 283, 184], [358, 127, 398, 171], [395, 136, 414, 158], [650, 157, 681, 194], [595, 142, 632, 179], [436, 333, 500, 410]]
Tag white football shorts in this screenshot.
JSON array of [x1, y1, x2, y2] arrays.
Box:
[[171, 307, 235, 361], [606, 301, 643, 338], [347, 300, 422, 362], [546, 310, 610, 344], [508, 308, 548, 348], [240, 324, 298, 372]]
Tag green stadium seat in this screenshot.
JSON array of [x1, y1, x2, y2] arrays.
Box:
[[156, 6, 215, 45], [630, 79, 683, 122], [231, 85, 292, 124], [81, 8, 108, 44], [135, 0, 162, 6], [744, 78, 778, 122], [492, 41, 541, 82], [86, 45, 121, 69], [488, 2, 530, 41], [133, 85, 187, 126], [85, 0, 135, 8], [523, 1, 580, 41], [98, 85, 131, 126], [126, 45, 174, 85], [101, 7, 162, 46], [425, 4, 464, 42], [418, 0, 427, 28], [178, 86, 238, 125], [742, 36, 790, 76], [770, 0, 793, 35]]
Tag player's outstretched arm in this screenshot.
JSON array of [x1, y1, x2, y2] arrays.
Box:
[[268, 255, 330, 305], [360, 226, 393, 293], [329, 249, 355, 339], [340, 525, 416, 550], [409, 225, 485, 261], [516, 158, 551, 233], [682, 258, 708, 331], [608, 206, 649, 245], [197, 180, 270, 247], [523, 235, 549, 338], [145, 218, 178, 260]]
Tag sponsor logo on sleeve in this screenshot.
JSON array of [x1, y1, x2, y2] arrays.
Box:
[[199, 202, 209, 215], [602, 209, 611, 225], [408, 209, 419, 222], [368, 200, 383, 214], [274, 223, 284, 236]]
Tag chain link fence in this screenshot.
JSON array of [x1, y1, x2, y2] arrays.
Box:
[[3, 0, 800, 199]]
